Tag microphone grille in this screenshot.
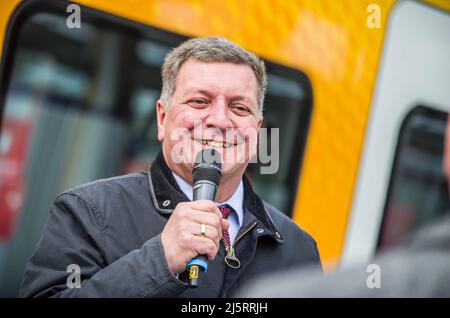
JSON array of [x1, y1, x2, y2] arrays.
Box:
[[193, 149, 222, 186]]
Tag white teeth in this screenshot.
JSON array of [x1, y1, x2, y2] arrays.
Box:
[[200, 139, 233, 148]]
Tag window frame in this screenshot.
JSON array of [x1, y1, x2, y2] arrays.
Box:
[[0, 0, 313, 215], [376, 105, 449, 250]]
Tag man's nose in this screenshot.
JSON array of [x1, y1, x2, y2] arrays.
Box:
[[204, 101, 232, 130]]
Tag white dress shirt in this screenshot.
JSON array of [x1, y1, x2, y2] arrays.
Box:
[[172, 172, 244, 244]]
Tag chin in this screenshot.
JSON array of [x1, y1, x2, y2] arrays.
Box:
[[221, 162, 247, 179]]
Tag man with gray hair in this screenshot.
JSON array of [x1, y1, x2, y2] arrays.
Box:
[[20, 36, 321, 298]]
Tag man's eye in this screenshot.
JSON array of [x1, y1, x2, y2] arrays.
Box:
[[231, 105, 251, 115], [191, 99, 208, 105], [187, 99, 209, 108]]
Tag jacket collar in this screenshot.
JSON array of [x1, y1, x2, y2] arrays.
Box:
[[147, 152, 282, 242]]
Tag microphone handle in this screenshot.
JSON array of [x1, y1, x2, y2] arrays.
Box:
[[187, 181, 218, 288]]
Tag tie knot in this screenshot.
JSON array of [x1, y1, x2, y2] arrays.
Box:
[[219, 205, 232, 219]]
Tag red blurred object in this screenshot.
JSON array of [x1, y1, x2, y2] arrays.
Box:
[[379, 202, 417, 250], [0, 117, 32, 242]]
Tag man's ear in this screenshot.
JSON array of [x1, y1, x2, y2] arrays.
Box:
[[257, 115, 264, 131], [156, 99, 167, 142]]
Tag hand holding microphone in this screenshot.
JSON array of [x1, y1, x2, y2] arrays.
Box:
[[160, 149, 229, 285], [187, 149, 222, 287]]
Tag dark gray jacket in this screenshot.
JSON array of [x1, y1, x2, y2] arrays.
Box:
[[20, 152, 321, 298], [239, 215, 450, 298]]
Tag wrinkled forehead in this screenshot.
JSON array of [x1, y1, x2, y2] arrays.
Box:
[[175, 59, 258, 103]]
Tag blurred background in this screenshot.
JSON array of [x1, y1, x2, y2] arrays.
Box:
[[0, 0, 449, 297]]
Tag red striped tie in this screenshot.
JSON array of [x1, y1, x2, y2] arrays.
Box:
[[218, 205, 232, 246]]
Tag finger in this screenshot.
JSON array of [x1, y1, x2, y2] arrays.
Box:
[[191, 223, 220, 249], [221, 218, 230, 232], [190, 203, 222, 220], [186, 200, 218, 213], [188, 209, 222, 230], [192, 236, 219, 261]]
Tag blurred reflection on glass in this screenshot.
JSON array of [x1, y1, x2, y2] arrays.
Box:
[[378, 107, 450, 250]]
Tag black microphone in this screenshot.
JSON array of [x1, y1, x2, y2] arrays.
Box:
[[187, 148, 222, 288]]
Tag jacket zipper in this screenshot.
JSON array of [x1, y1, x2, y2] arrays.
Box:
[[222, 220, 258, 269]]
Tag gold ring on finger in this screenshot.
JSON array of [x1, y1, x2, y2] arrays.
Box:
[[200, 223, 206, 236]]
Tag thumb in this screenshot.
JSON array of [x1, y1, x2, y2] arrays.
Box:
[[221, 218, 230, 231]]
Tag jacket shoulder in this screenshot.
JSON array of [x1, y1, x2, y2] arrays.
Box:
[[263, 201, 317, 246], [63, 172, 148, 196], [263, 201, 322, 268], [54, 172, 150, 226]]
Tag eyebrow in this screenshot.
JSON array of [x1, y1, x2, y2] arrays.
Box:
[[230, 95, 252, 103], [184, 88, 211, 96], [184, 88, 256, 108]]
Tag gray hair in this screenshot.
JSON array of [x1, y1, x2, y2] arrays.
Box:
[[160, 36, 267, 114]]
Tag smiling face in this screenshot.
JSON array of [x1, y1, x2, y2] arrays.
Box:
[[156, 59, 263, 186]]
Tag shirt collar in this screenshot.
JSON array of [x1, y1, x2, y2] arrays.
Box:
[[172, 172, 244, 227]]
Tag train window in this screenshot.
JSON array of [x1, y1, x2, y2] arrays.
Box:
[[377, 106, 449, 251], [247, 66, 312, 213], [0, 1, 311, 296]]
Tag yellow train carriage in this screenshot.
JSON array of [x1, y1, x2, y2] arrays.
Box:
[[0, 0, 449, 296]]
